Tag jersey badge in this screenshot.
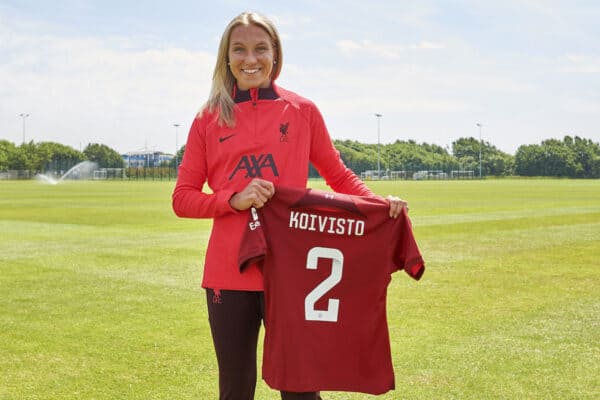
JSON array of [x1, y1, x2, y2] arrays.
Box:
[[279, 122, 289, 142]]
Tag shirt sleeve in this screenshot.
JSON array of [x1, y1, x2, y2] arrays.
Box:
[[238, 208, 268, 271], [171, 112, 238, 219], [306, 104, 374, 197], [393, 209, 425, 280]]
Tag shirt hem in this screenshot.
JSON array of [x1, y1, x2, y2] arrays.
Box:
[[201, 282, 265, 291]]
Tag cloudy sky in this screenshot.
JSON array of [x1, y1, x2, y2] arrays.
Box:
[[1, 0, 599, 155]]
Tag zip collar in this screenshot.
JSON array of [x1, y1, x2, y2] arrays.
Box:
[[233, 83, 279, 104]]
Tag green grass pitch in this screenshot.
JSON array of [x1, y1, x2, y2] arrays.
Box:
[[1, 179, 598, 399]]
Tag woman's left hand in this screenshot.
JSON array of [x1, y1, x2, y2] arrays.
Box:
[[386, 195, 408, 218]]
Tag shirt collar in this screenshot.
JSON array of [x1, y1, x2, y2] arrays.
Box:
[[233, 84, 279, 103]]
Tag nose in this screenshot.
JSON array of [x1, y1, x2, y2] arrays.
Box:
[[244, 51, 261, 65], [244, 51, 258, 64]]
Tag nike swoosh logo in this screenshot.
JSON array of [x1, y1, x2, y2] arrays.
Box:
[[219, 134, 236, 143]]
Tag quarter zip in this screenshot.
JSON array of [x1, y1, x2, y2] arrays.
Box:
[[251, 88, 259, 143], [250, 87, 259, 106], [233, 84, 278, 104]]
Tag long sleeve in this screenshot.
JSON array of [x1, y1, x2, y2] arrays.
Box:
[[171, 113, 237, 219]]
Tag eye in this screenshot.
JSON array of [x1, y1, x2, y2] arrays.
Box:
[[231, 46, 244, 53]]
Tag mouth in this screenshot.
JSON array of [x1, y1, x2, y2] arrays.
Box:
[[242, 68, 260, 75]]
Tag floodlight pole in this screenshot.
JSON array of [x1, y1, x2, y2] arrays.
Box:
[[375, 113, 382, 179], [476, 122, 483, 178], [19, 113, 30, 144]]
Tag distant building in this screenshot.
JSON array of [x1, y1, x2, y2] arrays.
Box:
[[122, 151, 174, 168]]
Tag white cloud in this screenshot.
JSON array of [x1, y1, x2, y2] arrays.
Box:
[[562, 54, 600, 74], [267, 13, 315, 41], [561, 98, 600, 114], [0, 23, 215, 153], [395, 5, 440, 27], [268, 14, 313, 27], [336, 39, 444, 59], [410, 41, 444, 50], [280, 62, 478, 123]]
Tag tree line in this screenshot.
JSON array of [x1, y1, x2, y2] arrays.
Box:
[[1, 135, 599, 178], [330, 135, 599, 178], [0, 141, 124, 173]]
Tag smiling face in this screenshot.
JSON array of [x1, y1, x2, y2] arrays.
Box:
[[228, 23, 276, 90]]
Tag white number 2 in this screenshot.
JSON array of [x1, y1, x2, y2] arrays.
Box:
[[304, 247, 344, 322]]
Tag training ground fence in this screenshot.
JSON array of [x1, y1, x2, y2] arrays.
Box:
[[360, 169, 476, 180], [0, 167, 178, 181], [2, 167, 478, 181]]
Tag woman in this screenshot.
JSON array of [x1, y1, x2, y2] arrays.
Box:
[[172, 11, 407, 400]]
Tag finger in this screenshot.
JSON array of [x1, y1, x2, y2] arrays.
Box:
[[387, 197, 398, 218], [249, 179, 274, 198], [256, 191, 269, 205], [390, 203, 401, 218], [386, 195, 407, 218], [400, 200, 409, 214], [253, 196, 269, 208], [251, 187, 272, 205], [252, 189, 273, 208], [258, 180, 275, 197]]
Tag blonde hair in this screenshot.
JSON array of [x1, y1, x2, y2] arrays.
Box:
[[202, 12, 283, 127]]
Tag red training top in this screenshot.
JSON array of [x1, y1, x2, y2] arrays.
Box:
[[172, 84, 373, 290]]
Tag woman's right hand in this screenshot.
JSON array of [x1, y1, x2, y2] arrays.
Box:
[[229, 178, 275, 211]]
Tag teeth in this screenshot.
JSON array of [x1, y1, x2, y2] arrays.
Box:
[[243, 68, 259, 74]]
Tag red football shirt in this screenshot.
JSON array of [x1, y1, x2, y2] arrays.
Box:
[[239, 186, 425, 395]]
